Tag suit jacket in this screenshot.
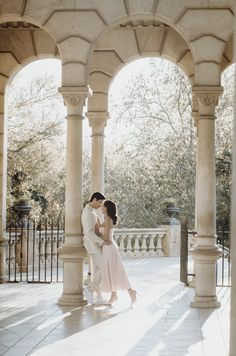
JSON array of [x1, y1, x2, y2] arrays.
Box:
[[81, 204, 103, 254]]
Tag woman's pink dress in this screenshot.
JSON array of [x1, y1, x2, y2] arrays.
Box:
[[100, 227, 131, 292]]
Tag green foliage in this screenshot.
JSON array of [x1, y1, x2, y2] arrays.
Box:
[[215, 65, 234, 229], [106, 59, 196, 227], [7, 59, 234, 230], [105, 59, 233, 229], [7, 72, 66, 219]]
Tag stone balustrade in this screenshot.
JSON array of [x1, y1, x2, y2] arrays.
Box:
[[2, 225, 176, 281], [114, 228, 167, 257]]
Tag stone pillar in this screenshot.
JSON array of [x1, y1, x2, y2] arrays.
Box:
[[86, 111, 108, 194], [229, 9, 236, 355], [0, 100, 7, 283], [190, 87, 222, 308], [161, 224, 181, 257], [58, 86, 88, 306]]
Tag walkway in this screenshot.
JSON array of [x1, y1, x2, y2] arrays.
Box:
[[0, 258, 230, 356]]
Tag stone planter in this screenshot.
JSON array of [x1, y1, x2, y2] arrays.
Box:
[[163, 205, 180, 225]]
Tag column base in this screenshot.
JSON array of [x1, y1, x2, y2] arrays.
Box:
[[0, 277, 6, 284], [58, 244, 87, 307], [58, 293, 87, 307], [190, 244, 222, 309], [191, 295, 221, 308]]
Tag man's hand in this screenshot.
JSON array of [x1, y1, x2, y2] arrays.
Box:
[[95, 222, 100, 235], [103, 240, 112, 245]]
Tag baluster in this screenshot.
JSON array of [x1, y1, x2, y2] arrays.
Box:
[[149, 234, 156, 256], [119, 236, 126, 257], [133, 235, 141, 257], [53, 236, 57, 263], [58, 234, 64, 265], [141, 235, 149, 256], [10, 241, 15, 271], [126, 235, 133, 257], [156, 234, 164, 256]]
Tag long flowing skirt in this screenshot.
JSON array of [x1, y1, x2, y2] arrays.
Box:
[[101, 242, 131, 292]]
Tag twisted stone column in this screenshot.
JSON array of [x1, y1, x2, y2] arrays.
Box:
[[86, 111, 108, 194], [190, 86, 223, 308], [58, 86, 88, 306]]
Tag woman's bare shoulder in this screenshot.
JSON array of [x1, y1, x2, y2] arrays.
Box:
[[104, 216, 113, 227]]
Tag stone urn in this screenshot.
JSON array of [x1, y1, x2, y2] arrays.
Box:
[[162, 199, 180, 225], [14, 199, 32, 224]]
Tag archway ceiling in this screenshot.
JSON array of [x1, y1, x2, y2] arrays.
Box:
[[0, 20, 59, 119], [0, 21, 58, 94], [87, 22, 193, 112], [89, 22, 193, 87], [0, 0, 233, 88]]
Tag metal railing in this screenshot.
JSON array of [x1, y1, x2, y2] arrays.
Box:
[[181, 223, 231, 287], [7, 217, 64, 283], [216, 227, 231, 287]]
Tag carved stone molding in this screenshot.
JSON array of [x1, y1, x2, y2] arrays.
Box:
[[63, 94, 82, 106], [86, 111, 109, 135], [58, 86, 89, 114], [192, 86, 223, 117], [194, 92, 219, 106]]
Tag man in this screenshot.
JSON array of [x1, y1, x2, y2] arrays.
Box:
[[82, 192, 110, 304]]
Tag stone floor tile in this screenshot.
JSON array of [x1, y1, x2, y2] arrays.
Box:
[[0, 257, 230, 356]]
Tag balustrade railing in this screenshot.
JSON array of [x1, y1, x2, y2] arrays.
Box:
[[4, 217, 168, 283], [114, 228, 167, 257]]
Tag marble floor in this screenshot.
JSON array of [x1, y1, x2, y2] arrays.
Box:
[[0, 257, 230, 356]]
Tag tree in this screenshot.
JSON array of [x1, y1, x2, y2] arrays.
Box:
[[105, 59, 234, 229], [215, 64, 234, 229], [105, 59, 196, 227], [7, 72, 66, 219]]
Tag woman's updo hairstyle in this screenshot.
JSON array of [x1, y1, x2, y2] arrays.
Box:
[[104, 200, 118, 225]]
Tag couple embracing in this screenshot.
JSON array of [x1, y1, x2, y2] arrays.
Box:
[[82, 192, 137, 306]]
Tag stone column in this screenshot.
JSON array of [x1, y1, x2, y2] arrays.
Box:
[[0, 100, 7, 283], [229, 9, 236, 355], [58, 86, 88, 306], [190, 86, 222, 308], [86, 111, 108, 194]]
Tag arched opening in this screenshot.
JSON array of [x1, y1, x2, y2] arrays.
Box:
[[0, 20, 60, 228], [105, 57, 194, 228], [6, 58, 65, 220]]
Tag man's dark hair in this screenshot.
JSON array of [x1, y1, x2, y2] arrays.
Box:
[[89, 192, 106, 202]]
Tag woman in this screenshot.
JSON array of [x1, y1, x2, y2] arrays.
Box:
[[98, 200, 137, 305]]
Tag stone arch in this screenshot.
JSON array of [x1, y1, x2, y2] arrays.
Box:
[[0, 1, 233, 88], [0, 18, 60, 234], [87, 22, 193, 113], [221, 35, 233, 73], [0, 21, 59, 93]]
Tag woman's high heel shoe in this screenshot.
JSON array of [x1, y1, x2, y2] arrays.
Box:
[[108, 292, 118, 306], [129, 289, 137, 304]]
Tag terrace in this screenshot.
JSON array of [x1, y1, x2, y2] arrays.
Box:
[[0, 257, 229, 356]]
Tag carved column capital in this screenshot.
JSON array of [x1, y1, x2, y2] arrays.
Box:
[[58, 86, 90, 115], [86, 111, 109, 136], [192, 86, 223, 117]]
